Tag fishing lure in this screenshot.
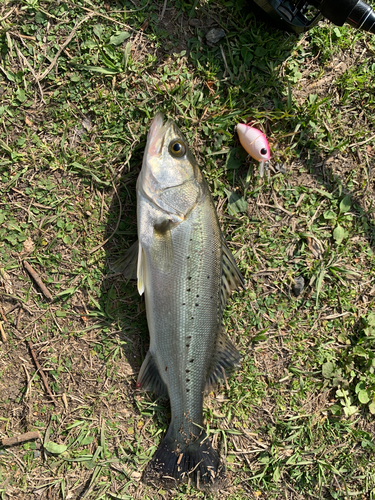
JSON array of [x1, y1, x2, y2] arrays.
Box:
[[235, 123, 271, 177]]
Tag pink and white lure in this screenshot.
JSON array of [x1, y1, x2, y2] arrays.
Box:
[[235, 123, 271, 178]]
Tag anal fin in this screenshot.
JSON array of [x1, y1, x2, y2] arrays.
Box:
[[137, 350, 169, 398], [206, 328, 241, 391]]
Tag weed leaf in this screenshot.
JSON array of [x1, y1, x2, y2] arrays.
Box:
[[225, 147, 248, 170], [358, 389, 370, 404], [80, 65, 120, 75], [44, 442, 68, 454], [93, 25, 104, 39], [55, 287, 78, 298], [333, 225, 346, 243], [224, 188, 247, 215], [339, 195, 351, 214], [322, 361, 335, 378], [323, 210, 336, 220], [123, 42, 132, 71], [110, 32, 130, 45]]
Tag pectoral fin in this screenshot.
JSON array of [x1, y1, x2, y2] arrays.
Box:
[[137, 241, 145, 295], [111, 239, 147, 295], [111, 240, 138, 279], [205, 328, 241, 391], [221, 237, 245, 308], [137, 350, 169, 398]]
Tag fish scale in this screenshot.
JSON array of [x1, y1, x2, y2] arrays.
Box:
[[112, 112, 245, 490]]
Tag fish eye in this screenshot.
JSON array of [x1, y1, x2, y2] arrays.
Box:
[[169, 139, 186, 158], [260, 148, 268, 155]]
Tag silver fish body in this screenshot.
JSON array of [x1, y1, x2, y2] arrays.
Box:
[[115, 113, 244, 490]]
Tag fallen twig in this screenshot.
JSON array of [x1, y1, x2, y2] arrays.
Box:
[[89, 180, 122, 254], [67, 1, 136, 28], [23, 364, 32, 399], [348, 133, 375, 149], [0, 305, 7, 322], [0, 321, 7, 342], [0, 7, 16, 22], [37, 14, 94, 82], [24, 261, 53, 301], [2, 431, 41, 447], [28, 341, 58, 406], [21, 309, 49, 332], [160, 0, 168, 19], [257, 201, 293, 216], [16, 307, 23, 330], [14, 42, 45, 103]]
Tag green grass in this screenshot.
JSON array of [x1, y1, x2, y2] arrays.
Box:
[[1, 0, 375, 498]]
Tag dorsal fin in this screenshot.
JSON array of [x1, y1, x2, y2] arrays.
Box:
[[205, 328, 241, 392], [221, 237, 245, 308]]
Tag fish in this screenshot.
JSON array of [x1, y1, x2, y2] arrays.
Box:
[[114, 112, 244, 490], [235, 123, 270, 177]]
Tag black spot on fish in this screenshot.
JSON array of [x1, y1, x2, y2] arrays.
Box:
[[186, 369, 190, 373], [196, 294, 199, 298], [182, 303, 185, 305], [186, 379, 190, 383], [195, 303, 199, 307], [187, 289, 190, 292], [187, 336, 192, 339], [186, 344, 190, 347], [207, 275, 210, 279], [191, 317, 194, 320], [187, 256, 190, 259], [165, 366, 168, 371], [187, 388, 190, 392], [188, 277, 192, 280], [190, 359, 194, 363]]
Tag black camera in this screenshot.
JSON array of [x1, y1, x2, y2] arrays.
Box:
[[249, 0, 375, 33]]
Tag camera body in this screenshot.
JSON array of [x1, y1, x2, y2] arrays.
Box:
[[249, 0, 375, 33]]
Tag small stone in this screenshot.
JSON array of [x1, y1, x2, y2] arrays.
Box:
[[189, 18, 200, 27], [292, 276, 305, 297], [131, 471, 142, 480], [206, 28, 226, 45], [23, 237, 35, 254], [82, 115, 93, 132], [33, 450, 41, 459]]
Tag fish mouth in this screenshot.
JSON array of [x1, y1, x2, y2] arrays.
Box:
[[147, 112, 172, 157]]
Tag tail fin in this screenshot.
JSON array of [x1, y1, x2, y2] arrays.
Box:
[[143, 429, 226, 491]]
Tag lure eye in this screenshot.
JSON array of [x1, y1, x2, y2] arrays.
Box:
[[169, 139, 186, 158], [260, 148, 268, 155]]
